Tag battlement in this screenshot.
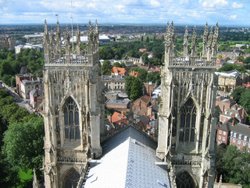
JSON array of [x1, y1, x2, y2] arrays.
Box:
[[44, 52, 99, 67], [43, 20, 99, 66], [164, 22, 219, 70], [168, 56, 217, 69]]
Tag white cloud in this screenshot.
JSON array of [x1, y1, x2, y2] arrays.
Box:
[[188, 10, 200, 18], [0, 0, 249, 25], [232, 2, 243, 9], [149, 0, 160, 7], [180, 0, 190, 4], [229, 14, 237, 20], [115, 4, 126, 13], [200, 0, 228, 9]]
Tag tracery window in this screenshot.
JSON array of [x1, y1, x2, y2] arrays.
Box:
[[63, 97, 80, 140], [63, 168, 80, 188], [176, 171, 195, 188], [179, 98, 196, 143]]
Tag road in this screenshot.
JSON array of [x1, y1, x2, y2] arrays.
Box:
[[1, 81, 34, 114]]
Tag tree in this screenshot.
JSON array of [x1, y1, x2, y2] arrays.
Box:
[[218, 63, 246, 73], [243, 57, 250, 64], [130, 67, 148, 82], [125, 76, 143, 100], [113, 62, 125, 68], [3, 117, 44, 171], [99, 46, 114, 59], [237, 55, 244, 62], [222, 145, 250, 187], [215, 144, 227, 181], [231, 86, 246, 103], [2, 116, 44, 187], [147, 72, 161, 85], [125, 76, 134, 98], [101, 60, 112, 75], [239, 89, 250, 121], [130, 77, 143, 100]]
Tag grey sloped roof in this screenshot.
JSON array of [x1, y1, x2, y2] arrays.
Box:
[[83, 126, 170, 188]]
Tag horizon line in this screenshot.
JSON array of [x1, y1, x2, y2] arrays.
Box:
[[0, 22, 250, 27]]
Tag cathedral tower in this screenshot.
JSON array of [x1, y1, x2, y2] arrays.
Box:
[[156, 23, 219, 188], [43, 20, 103, 188]]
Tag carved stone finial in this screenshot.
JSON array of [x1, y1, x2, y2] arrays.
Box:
[[165, 21, 174, 48], [202, 23, 209, 57], [44, 19, 48, 35], [211, 23, 219, 57], [183, 26, 189, 57], [43, 19, 51, 63], [76, 25, 81, 55], [65, 29, 71, 58], [164, 21, 175, 67], [55, 20, 61, 57], [191, 27, 197, 56]]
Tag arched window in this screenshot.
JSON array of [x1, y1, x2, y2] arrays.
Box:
[[63, 97, 80, 140], [179, 98, 196, 143], [63, 168, 80, 188], [176, 171, 196, 188]]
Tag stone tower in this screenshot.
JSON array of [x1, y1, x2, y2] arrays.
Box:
[[156, 22, 219, 188], [43, 20, 103, 188]]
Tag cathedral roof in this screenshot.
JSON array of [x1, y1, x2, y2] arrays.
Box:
[[83, 126, 170, 188]]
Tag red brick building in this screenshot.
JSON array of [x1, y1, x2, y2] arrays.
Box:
[[217, 122, 250, 152]]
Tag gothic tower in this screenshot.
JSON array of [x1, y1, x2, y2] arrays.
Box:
[[156, 23, 219, 188], [43, 20, 103, 188]]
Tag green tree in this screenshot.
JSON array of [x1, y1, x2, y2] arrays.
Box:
[[216, 144, 227, 181], [113, 62, 125, 68], [3, 117, 44, 170], [130, 67, 148, 82], [125, 76, 143, 100], [130, 77, 143, 100], [147, 72, 161, 85], [239, 89, 250, 122], [243, 57, 250, 64], [222, 146, 250, 187], [218, 63, 246, 73], [125, 76, 134, 98], [101, 60, 112, 75], [231, 86, 246, 103], [99, 46, 114, 59]]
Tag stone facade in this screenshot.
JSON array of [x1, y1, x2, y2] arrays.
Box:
[[0, 35, 14, 49], [156, 22, 218, 188], [216, 71, 242, 92], [43, 20, 103, 188], [102, 75, 125, 91], [15, 74, 43, 99]]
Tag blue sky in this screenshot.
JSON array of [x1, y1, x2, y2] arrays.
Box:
[[0, 0, 249, 25]]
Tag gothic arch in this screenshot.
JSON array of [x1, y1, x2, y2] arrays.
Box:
[[180, 94, 199, 111], [176, 171, 196, 188], [179, 98, 196, 143], [62, 168, 80, 188], [63, 96, 80, 140], [60, 95, 80, 112]]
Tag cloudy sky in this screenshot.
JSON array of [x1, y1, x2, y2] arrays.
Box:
[[0, 0, 249, 25]]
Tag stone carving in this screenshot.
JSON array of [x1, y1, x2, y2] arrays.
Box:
[[43, 19, 102, 188], [157, 23, 218, 188], [183, 26, 189, 57]]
